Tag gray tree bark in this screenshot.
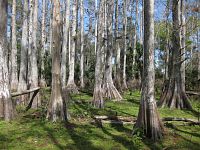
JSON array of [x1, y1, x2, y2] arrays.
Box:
[[47, 0, 67, 122], [28, 0, 40, 108], [18, 0, 28, 104], [122, 0, 128, 89], [80, 0, 84, 88], [103, 0, 122, 101], [40, 0, 47, 87], [158, 0, 192, 109], [11, 0, 18, 91], [92, 0, 104, 108], [114, 0, 122, 92], [0, 0, 14, 121], [61, 0, 70, 88], [132, 0, 138, 79], [66, 0, 78, 93], [135, 0, 163, 141]]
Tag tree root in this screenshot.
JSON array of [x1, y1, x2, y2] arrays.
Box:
[[103, 82, 122, 101]]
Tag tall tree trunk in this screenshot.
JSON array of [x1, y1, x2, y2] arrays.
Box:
[[80, 0, 84, 88], [164, 0, 170, 81], [135, 0, 163, 141], [180, 0, 186, 91], [47, 0, 67, 122], [11, 0, 18, 91], [158, 0, 192, 109], [18, 0, 28, 104], [103, 0, 122, 101], [132, 0, 138, 79], [92, 0, 104, 108], [40, 0, 47, 87], [67, 0, 78, 93], [28, 0, 40, 108], [0, 0, 14, 121], [49, 0, 53, 55], [94, 0, 98, 55], [61, 0, 70, 88], [114, 0, 122, 92], [122, 0, 128, 89]]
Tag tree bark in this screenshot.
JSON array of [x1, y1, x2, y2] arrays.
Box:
[[46, 0, 68, 122], [158, 0, 192, 109], [122, 0, 128, 90], [40, 0, 47, 87], [66, 0, 78, 93], [18, 0, 28, 104], [135, 0, 163, 141], [132, 0, 138, 79], [61, 0, 70, 88], [180, 0, 186, 91], [103, 0, 122, 101], [114, 0, 122, 92], [28, 0, 40, 108], [0, 0, 14, 121], [11, 0, 18, 91], [80, 0, 84, 88], [92, 0, 104, 108]]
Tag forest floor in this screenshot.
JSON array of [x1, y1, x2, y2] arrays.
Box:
[[0, 89, 200, 150]]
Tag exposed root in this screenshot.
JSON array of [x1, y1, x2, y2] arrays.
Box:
[[158, 80, 192, 109], [66, 83, 79, 94], [92, 87, 104, 108], [103, 82, 122, 101]]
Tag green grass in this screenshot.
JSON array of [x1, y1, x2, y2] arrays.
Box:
[[0, 89, 200, 150]]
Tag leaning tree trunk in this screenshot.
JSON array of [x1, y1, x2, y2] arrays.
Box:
[[114, 0, 122, 92], [40, 0, 47, 87], [18, 0, 28, 104], [0, 0, 14, 121], [158, 0, 192, 109], [92, 0, 104, 108], [135, 0, 163, 141], [122, 0, 128, 90], [80, 0, 85, 88], [103, 0, 122, 101], [11, 0, 18, 91], [66, 0, 78, 93], [46, 0, 68, 122], [28, 0, 40, 108]]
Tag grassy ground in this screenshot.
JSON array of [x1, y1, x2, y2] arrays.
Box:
[[0, 89, 200, 150]]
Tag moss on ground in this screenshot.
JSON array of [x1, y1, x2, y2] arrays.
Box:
[[0, 89, 200, 150]]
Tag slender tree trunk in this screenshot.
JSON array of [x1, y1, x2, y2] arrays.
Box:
[[158, 0, 192, 109], [61, 0, 70, 88], [66, 0, 78, 93], [92, 0, 104, 108], [40, 0, 47, 87], [180, 0, 186, 91], [122, 0, 128, 90], [135, 0, 163, 141], [164, 0, 170, 81], [114, 0, 122, 92], [0, 0, 14, 121], [49, 0, 53, 55], [47, 0, 67, 122], [18, 0, 28, 104], [94, 0, 98, 54], [80, 0, 84, 88], [103, 0, 122, 101], [132, 0, 138, 79], [28, 0, 40, 108], [11, 0, 18, 91]]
